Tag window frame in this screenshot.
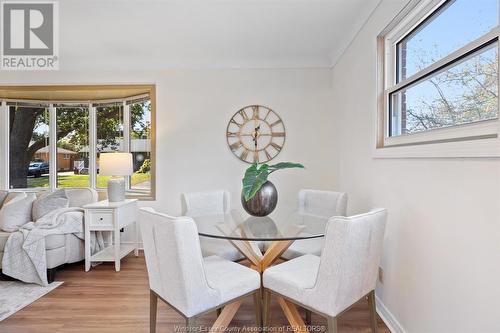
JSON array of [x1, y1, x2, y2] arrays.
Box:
[[376, 0, 500, 158], [0, 85, 156, 200]]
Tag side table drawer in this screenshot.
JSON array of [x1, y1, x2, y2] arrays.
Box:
[[88, 210, 114, 228]]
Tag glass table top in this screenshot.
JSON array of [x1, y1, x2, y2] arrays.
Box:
[[194, 209, 328, 241]]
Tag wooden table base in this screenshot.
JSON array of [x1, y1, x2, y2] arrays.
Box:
[[226, 237, 309, 332]]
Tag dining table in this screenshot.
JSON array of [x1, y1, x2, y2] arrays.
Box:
[[194, 209, 329, 332]]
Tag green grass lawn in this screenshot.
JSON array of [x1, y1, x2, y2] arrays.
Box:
[[27, 172, 150, 188]]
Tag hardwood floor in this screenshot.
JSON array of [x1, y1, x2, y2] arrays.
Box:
[[0, 253, 390, 333]]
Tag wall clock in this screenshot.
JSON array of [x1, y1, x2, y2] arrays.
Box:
[[226, 105, 286, 164]]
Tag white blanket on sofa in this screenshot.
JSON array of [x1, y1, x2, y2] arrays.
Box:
[[2, 208, 104, 286]]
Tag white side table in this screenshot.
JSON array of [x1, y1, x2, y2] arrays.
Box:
[[83, 199, 139, 272]]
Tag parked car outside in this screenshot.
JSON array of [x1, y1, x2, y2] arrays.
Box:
[[28, 162, 50, 178]]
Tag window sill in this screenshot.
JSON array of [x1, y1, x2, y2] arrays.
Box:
[[96, 189, 155, 201], [373, 137, 500, 159]]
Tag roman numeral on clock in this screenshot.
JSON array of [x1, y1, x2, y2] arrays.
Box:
[[230, 118, 242, 127], [270, 142, 282, 151], [240, 149, 249, 161], [252, 106, 259, 119], [263, 109, 271, 121], [253, 151, 259, 163], [270, 119, 282, 127], [238, 109, 249, 122], [264, 149, 272, 161], [230, 141, 242, 151]]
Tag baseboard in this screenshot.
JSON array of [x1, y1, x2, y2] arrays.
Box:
[[376, 295, 406, 333]]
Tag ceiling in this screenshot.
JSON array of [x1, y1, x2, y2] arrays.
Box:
[[59, 0, 381, 70]]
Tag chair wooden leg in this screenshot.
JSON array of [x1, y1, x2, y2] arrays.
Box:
[[209, 300, 242, 333], [253, 291, 263, 327], [327, 316, 338, 333], [305, 309, 312, 325], [368, 290, 378, 333], [277, 297, 308, 332], [263, 289, 271, 330], [150, 290, 158, 333]]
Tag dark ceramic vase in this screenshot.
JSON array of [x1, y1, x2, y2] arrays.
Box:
[[241, 181, 278, 217]]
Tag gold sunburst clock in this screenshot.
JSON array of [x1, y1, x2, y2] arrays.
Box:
[[226, 105, 286, 164]]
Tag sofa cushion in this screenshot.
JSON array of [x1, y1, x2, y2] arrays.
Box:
[[0, 231, 67, 270], [4, 192, 26, 203], [32, 189, 69, 221], [46, 234, 66, 250], [45, 246, 66, 268], [0, 193, 36, 232], [0, 231, 65, 251], [0, 190, 8, 209]]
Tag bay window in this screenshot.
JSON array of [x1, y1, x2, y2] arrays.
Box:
[[56, 105, 90, 188], [9, 104, 50, 188], [0, 85, 156, 200]]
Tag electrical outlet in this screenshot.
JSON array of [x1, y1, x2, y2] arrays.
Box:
[[378, 267, 384, 283]]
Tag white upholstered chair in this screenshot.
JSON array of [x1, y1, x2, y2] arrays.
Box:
[[263, 209, 387, 333], [282, 189, 348, 260], [182, 190, 231, 216], [139, 207, 261, 332], [182, 190, 243, 261]]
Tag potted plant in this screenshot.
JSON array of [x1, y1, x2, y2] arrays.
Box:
[[241, 162, 304, 216]]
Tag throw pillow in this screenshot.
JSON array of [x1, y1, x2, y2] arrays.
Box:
[[4, 192, 26, 204], [0, 192, 36, 232], [0, 190, 8, 208], [32, 189, 69, 221]]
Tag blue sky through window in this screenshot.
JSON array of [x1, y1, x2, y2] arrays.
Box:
[[401, 0, 498, 79], [392, 0, 499, 136]]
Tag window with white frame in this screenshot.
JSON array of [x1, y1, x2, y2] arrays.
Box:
[[2, 92, 154, 199], [379, 0, 499, 151]]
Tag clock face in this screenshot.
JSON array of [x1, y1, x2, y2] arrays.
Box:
[[226, 105, 285, 164]]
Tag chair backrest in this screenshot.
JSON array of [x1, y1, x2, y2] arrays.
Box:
[[298, 189, 347, 218], [182, 190, 231, 217], [310, 209, 387, 317], [139, 208, 219, 317]]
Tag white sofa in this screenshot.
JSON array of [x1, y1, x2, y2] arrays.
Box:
[[0, 188, 98, 283]]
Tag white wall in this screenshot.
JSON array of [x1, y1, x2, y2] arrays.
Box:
[[0, 69, 335, 215], [330, 1, 500, 332]]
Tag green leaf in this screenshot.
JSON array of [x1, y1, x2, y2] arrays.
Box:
[[242, 164, 269, 201], [242, 163, 258, 198], [269, 162, 305, 171], [241, 162, 305, 201]]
